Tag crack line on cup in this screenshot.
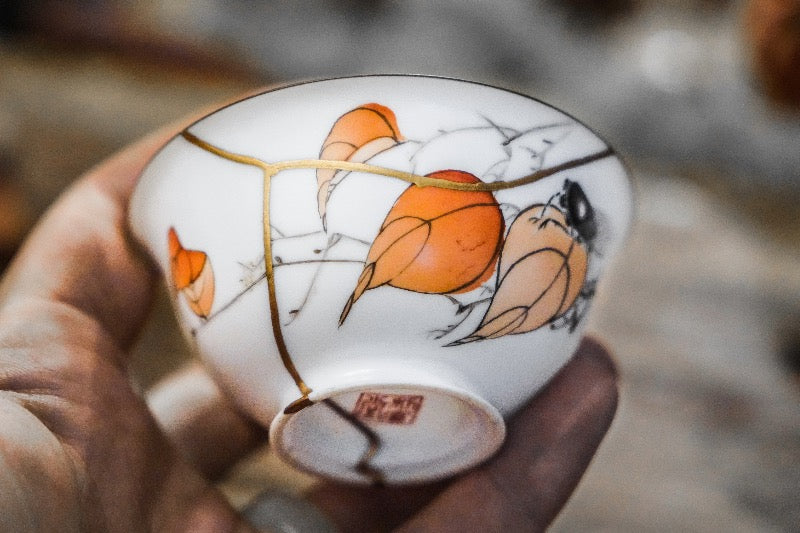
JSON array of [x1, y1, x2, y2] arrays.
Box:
[[323, 398, 385, 486], [178, 127, 615, 479]]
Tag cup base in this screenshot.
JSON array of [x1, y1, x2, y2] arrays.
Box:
[[270, 382, 506, 484]]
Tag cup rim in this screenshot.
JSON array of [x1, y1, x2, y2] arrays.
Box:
[[138, 73, 632, 185]]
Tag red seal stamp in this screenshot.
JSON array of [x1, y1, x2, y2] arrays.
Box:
[[352, 392, 425, 425]]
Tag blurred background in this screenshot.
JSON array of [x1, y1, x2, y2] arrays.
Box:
[[1, 0, 798, 530]]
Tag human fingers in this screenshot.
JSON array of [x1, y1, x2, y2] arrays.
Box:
[[0, 91, 263, 351], [305, 481, 449, 533], [396, 336, 618, 532], [0, 129, 172, 350], [0, 298, 260, 532], [306, 336, 618, 532], [147, 362, 267, 481]]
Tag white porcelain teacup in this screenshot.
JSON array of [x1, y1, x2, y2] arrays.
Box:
[[129, 75, 633, 484]]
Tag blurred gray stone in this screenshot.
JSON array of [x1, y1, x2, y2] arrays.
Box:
[[243, 491, 338, 533]]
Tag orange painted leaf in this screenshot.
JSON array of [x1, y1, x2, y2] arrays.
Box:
[[168, 227, 215, 318], [453, 204, 587, 344], [340, 170, 504, 325], [317, 103, 404, 222]]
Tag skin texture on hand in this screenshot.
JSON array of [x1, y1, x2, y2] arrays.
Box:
[[0, 129, 263, 533], [0, 110, 618, 532]]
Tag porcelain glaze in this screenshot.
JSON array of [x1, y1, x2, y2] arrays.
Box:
[[129, 76, 633, 484]]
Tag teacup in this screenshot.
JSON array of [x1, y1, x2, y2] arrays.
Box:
[[129, 75, 632, 484]]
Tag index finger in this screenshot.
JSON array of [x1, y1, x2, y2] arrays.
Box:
[[0, 93, 258, 350], [0, 129, 173, 349]]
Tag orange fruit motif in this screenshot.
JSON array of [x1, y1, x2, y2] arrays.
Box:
[[452, 203, 588, 344], [168, 227, 215, 319], [340, 170, 504, 325], [317, 103, 404, 223]]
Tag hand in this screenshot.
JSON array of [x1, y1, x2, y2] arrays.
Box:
[[0, 119, 618, 532]]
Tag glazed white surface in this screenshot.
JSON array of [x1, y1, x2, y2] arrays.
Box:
[[129, 76, 632, 482]]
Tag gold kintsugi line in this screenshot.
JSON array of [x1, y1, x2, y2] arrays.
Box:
[[182, 131, 271, 170], [323, 398, 385, 486], [182, 131, 614, 193], [181, 131, 313, 409], [262, 166, 314, 408], [180, 129, 614, 414]]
